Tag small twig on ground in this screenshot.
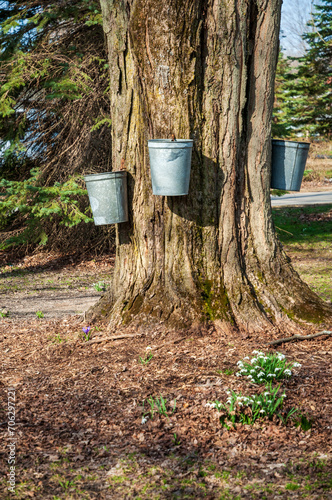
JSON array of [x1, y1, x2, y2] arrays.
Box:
[[267, 330, 332, 346], [275, 226, 294, 236], [83, 333, 144, 345]]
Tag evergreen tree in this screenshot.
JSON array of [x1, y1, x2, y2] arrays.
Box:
[[0, 0, 111, 181], [272, 52, 293, 137], [0, 1, 113, 249], [279, 0, 332, 137]]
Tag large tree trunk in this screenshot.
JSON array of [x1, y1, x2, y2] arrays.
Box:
[[89, 0, 331, 331]]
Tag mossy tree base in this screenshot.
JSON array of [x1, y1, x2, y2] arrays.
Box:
[[88, 0, 332, 331]]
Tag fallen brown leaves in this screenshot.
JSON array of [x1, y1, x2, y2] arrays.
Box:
[[0, 313, 331, 499]]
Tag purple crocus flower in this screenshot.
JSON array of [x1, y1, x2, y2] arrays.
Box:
[[82, 326, 91, 335]]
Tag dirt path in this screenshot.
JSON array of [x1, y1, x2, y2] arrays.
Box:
[[0, 252, 114, 320]]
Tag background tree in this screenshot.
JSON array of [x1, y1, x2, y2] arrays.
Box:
[[272, 52, 293, 137], [0, 0, 114, 251], [89, 0, 331, 331], [274, 0, 332, 138]]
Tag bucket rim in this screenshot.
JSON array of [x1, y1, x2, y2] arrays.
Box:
[[272, 139, 310, 148], [84, 171, 127, 182], [148, 139, 193, 148]]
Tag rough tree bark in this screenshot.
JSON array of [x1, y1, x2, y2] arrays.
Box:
[[89, 0, 332, 331]]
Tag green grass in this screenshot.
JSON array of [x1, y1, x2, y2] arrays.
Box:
[[272, 205, 332, 247], [103, 452, 332, 499], [285, 482, 301, 490], [271, 189, 289, 196], [272, 205, 332, 301], [0, 453, 330, 500], [217, 369, 235, 376]]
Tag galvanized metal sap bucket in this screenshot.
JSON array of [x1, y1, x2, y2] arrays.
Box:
[[84, 171, 128, 225], [271, 139, 310, 191], [148, 139, 193, 195]]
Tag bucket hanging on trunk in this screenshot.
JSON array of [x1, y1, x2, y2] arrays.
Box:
[[271, 139, 310, 191], [148, 139, 193, 196], [84, 171, 128, 225]]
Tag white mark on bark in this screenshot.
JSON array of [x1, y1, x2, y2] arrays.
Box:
[[158, 65, 170, 89]]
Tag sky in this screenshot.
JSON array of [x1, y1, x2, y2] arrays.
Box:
[[280, 0, 317, 55]]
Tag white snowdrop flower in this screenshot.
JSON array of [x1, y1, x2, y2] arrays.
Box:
[[293, 362, 302, 368], [284, 369, 292, 376], [243, 357, 250, 360], [236, 372, 242, 377], [141, 416, 148, 424], [275, 367, 282, 371], [258, 372, 265, 378], [267, 374, 274, 378], [252, 350, 259, 355], [237, 360, 244, 366], [267, 400, 272, 403], [238, 402, 243, 406], [226, 390, 231, 395], [251, 358, 257, 364], [250, 369, 256, 374], [277, 353, 285, 360], [260, 409, 265, 413], [205, 402, 216, 408], [226, 399, 232, 404], [146, 346, 152, 350], [264, 392, 270, 396], [257, 401, 262, 405]]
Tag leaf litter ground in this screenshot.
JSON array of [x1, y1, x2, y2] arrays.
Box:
[[0, 252, 332, 499]]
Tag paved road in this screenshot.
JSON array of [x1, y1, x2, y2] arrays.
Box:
[[271, 191, 332, 207]]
